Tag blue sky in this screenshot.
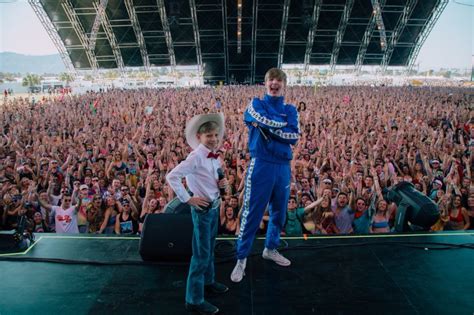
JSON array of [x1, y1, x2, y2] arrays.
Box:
[[0, 0, 472, 70]]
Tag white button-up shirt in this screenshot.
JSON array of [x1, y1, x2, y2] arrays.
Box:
[[166, 144, 221, 203]]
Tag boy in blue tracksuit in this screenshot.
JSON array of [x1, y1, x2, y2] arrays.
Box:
[[231, 68, 300, 283]]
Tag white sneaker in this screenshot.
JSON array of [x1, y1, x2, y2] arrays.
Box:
[[230, 258, 247, 283], [262, 248, 291, 266]]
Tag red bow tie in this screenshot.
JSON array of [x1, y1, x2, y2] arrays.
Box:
[[207, 152, 219, 159]]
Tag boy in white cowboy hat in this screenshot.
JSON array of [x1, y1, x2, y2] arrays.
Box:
[[166, 112, 228, 315]]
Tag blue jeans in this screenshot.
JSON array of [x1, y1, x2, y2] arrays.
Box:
[[185, 199, 219, 305]]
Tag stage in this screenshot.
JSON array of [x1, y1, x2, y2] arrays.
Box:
[[0, 232, 473, 315]]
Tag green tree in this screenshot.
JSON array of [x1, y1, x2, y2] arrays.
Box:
[[0, 72, 16, 81], [59, 72, 74, 85], [22, 73, 41, 87], [104, 70, 119, 80], [442, 71, 451, 79]]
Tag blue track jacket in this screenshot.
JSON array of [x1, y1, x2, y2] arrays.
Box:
[[244, 94, 300, 164]]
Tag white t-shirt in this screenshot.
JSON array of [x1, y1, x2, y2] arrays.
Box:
[[50, 194, 62, 206], [51, 205, 79, 234]]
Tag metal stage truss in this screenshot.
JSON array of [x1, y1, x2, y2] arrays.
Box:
[[30, 0, 448, 84]]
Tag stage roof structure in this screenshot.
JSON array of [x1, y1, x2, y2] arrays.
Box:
[[30, 0, 448, 84]]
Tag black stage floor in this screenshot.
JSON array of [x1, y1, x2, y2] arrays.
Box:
[[0, 232, 473, 315]]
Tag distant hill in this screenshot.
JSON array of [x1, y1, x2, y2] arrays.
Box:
[[0, 52, 65, 74]]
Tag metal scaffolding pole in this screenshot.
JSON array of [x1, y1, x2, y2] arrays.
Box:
[[381, 0, 417, 70], [156, 0, 176, 69], [62, 0, 98, 70], [330, 0, 354, 71], [355, 0, 387, 72], [251, 0, 258, 84], [277, 0, 291, 68], [221, 0, 229, 83], [189, 0, 203, 73], [89, 0, 108, 52], [371, 0, 388, 55], [125, 0, 150, 72], [28, 0, 76, 74], [93, 1, 125, 72], [303, 0, 321, 72], [407, 0, 448, 72]]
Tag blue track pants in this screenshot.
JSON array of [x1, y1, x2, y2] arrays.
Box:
[[236, 158, 291, 259]]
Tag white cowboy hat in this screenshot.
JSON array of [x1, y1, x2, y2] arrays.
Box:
[[185, 113, 225, 150]]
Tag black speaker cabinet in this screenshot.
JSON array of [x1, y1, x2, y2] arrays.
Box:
[[139, 213, 193, 262], [0, 230, 29, 254]]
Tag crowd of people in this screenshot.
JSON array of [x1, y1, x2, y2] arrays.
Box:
[[0, 85, 472, 236]]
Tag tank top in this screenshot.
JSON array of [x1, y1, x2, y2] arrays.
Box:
[[219, 220, 237, 235], [449, 207, 464, 223], [372, 221, 389, 229], [107, 211, 117, 227]]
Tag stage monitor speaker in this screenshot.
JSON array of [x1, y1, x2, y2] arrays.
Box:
[[384, 181, 440, 232], [0, 230, 29, 254], [139, 213, 193, 262]]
